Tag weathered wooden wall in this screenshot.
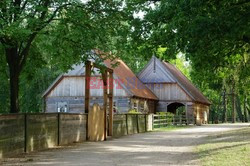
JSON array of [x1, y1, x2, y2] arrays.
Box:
[[26, 114, 58, 152], [127, 114, 138, 134], [194, 103, 209, 125], [112, 114, 150, 138], [130, 98, 156, 114], [59, 114, 87, 145], [0, 114, 24, 158], [0, 113, 149, 159], [112, 115, 127, 138], [46, 97, 130, 113], [146, 83, 191, 101], [0, 113, 87, 159], [47, 77, 128, 97], [138, 115, 146, 132]]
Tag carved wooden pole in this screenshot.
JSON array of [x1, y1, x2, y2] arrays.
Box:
[[102, 70, 108, 140], [85, 61, 91, 114], [108, 70, 114, 136]]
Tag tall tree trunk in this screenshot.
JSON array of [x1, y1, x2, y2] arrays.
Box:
[[244, 95, 248, 122], [231, 84, 236, 123], [9, 68, 20, 113], [6, 48, 21, 113], [222, 89, 227, 123]]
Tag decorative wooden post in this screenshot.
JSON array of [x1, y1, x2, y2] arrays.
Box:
[[85, 61, 91, 114], [108, 70, 113, 136], [102, 70, 108, 140], [185, 104, 188, 125]]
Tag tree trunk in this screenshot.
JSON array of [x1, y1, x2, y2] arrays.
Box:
[[244, 95, 248, 122], [222, 89, 227, 123], [9, 69, 20, 113], [231, 86, 236, 123], [5, 48, 21, 113]]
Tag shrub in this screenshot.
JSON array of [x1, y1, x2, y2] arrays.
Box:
[[128, 109, 142, 114], [156, 112, 174, 125]]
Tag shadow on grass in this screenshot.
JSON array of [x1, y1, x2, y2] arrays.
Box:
[[197, 128, 250, 166]]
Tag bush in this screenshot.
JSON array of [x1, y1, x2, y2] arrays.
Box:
[[128, 109, 142, 114], [156, 112, 174, 125]]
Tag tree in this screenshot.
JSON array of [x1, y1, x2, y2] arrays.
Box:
[[0, 0, 127, 113], [128, 0, 250, 122]]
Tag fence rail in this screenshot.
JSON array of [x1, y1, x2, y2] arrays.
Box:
[[153, 114, 195, 128]]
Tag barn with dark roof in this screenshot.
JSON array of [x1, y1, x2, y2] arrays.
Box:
[[42, 59, 158, 114], [137, 56, 211, 125]]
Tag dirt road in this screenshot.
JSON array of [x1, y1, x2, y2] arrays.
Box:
[[2, 123, 250, 166]]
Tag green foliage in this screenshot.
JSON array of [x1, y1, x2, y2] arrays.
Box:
[[128, 109, 142, 114], [0, 0, 130, 113], [156, 112, 174, 124], [127, 0, 250, 121]]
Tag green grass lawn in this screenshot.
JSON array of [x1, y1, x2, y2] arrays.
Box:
[[153, 125, 191, 132], [197, 128, 250, 166]]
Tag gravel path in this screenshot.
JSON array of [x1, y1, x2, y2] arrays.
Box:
[[2, 123, 250, 166]]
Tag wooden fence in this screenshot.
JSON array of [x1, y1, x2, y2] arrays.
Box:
[[112, 114, 151, 138], [0, 113, 151, 159], [153, 114, 195, 128], [0, 113, 87, 159]]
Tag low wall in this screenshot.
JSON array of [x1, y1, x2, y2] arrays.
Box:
[[0, 113, 88, 159], [112, 115, 127, 138], [112, 114, 151, 138], [0, 114, 25, 158], [0, 113, 150, 159], [127, 114, 138, 134], [59, 114, 87, 145], [26, 114, 58, 152]]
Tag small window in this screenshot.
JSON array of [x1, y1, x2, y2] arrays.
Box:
[[113, 102, 117, 113], [133, 102, 138, 110], [140, 103, 144, 112], [57, 102, 68, 113]]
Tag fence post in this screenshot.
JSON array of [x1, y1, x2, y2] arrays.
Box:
[[152, 114, 154, 130], [126, 114, 129, 135], [166, 114, 168, 126], [145, 114, 147, 132], [24, 113, 27, 153], [137, 114, 139, 133], [179, 115, 182, 125], [86, 113, 89, 140], [57, 113, 60, 146]]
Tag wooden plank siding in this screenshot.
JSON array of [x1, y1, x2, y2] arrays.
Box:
[[145, 83, 192, 101], [47, 76, 128, 97]]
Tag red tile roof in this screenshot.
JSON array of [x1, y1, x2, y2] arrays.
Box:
[[104, 59, 158, 100]]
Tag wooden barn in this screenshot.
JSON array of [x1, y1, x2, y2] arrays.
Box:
[[42, 59, 158, 114], [137, 56, 211, 125]]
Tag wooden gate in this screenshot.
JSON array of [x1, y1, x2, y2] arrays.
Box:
[[85, 60, 113, 140]]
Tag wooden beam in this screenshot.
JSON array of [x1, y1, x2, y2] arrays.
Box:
[[85, 61, 91, 113], [102, 70, 108, 140], [108, 70, 113, 136]]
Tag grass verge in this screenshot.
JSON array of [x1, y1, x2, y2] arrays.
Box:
[[197, 127, 250, 166]]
